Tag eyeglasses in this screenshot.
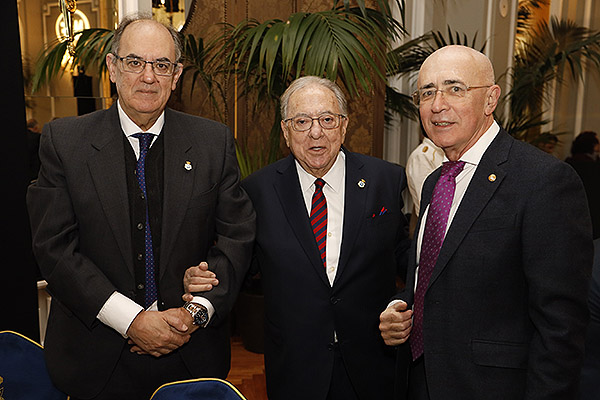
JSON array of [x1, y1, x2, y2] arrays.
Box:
[[113, 55, 179, 76], [412, 83, 492, 106], [283, 114, 347, 132]]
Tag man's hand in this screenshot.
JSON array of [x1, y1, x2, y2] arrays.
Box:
[[127, 308, 195, 357], [182, 261, 218, 302], [379, 301, 413, 346]]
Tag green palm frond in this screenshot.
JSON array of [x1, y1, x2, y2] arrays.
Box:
[[336, 0, 405, 29], [180, 34, 227, 121], [31, 28, 113, 93], [222, 6, 403, 102], [507, 17, 600, 121], [384, 85, 418, 123]]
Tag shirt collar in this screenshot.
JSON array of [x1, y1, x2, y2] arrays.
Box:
[[446, 120, 500, 166], [296, 150, 346, 194], [117, 100, 165, 137]]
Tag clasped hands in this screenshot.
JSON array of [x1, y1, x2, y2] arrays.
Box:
[[127, 261, 218, 357]]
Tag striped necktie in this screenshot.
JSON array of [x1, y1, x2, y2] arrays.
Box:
[[310, 178, 328, 268]]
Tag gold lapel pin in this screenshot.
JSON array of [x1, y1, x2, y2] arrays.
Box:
[[358, 179, 366, 188], [488, 174, 496, 182], [184, 161, 193, 171]]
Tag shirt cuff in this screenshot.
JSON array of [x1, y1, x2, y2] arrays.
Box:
[[191, 296, 215, 322], [97, 291, 144, 338]]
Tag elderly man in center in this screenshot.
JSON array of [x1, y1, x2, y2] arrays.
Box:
[[185, 75, 410, 399]]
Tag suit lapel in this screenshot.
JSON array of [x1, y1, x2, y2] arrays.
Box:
[[87, 106, 134, 275], [159, 109, 195, 278], [335, 150, 367, 286], [428, 130, 512, 288], [273, 155, 331, 287]]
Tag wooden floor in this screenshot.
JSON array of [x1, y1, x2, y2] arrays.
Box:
[[226, 336, 268, 400]]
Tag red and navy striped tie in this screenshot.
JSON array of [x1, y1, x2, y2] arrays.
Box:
[[310, 178, 327, 267]]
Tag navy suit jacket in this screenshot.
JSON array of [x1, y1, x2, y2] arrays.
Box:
[[26, 105, 256, 398], [580, 238, 600, 400], [242, 149, 410, 400], [395, 128, 593, 399]]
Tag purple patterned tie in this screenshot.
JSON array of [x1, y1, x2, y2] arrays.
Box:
[[410, 160, 465, 360], [310, 178, 327, 267], [132, 132, 157, 308]]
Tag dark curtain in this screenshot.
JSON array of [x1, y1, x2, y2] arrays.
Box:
[[0, 0, 40, 341]]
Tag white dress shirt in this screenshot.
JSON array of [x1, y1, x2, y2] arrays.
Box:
[[295, 151, 346, 286], [97, 100, 214, 337]]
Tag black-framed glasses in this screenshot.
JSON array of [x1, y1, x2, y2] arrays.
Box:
[[283, 113, 347, 132], [412, 83, 492, 106], [113, 55, 179, 76]]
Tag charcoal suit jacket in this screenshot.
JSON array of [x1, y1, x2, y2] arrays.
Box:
[[26, 104, 256, 398], [394, 128, 593, 399], [242, 149, 410, 400]]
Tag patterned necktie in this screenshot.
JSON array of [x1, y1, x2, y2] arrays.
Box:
[[410, 160, 465, 360], [310, 178, 328, 268], [132, 132, 157, 308]]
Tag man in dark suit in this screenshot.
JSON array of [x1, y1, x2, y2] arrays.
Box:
[[26, 15, 255, 400], [379, 45, 593, 399], [186, 76, 410, 399], [581, 238, 600, 400]]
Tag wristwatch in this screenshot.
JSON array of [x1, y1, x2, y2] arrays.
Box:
[[183, 302, 209, 327]]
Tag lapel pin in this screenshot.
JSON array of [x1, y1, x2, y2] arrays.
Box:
[[488, 174, 496, 182], [358, 179, 366, 188], [184, 161, 193, 171]]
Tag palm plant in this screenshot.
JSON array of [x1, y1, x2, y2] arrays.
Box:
[[31, 28, 113, 93], [214, 0, 407, 172], [502, 16, 600, 142]]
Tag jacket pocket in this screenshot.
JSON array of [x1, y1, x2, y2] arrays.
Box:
[[471, 339, 528, 369]]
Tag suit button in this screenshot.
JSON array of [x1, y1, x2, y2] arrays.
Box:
[[137, 283, 144, 290], [137, 223, 144, 230], [140, 192, 145, 200], [137, 253, 143, 261], [327, 343, 334, 351], [330, 297, 340, 305]]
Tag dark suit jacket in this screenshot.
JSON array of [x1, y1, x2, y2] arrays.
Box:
[[580, 238, 600, 400], [242, 150, 410, 400], [26, 105, 256, 398], [395, 128, 593, 399]]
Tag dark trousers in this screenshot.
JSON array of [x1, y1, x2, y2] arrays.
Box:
[[71, 344, 192, 400], [408, 356, 431, 400], [326, 343, 360, 400]]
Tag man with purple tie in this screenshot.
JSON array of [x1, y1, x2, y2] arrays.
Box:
[[379, 45, 593, 400]]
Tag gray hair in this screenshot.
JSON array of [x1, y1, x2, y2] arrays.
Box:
[[111, 13, 183, 63], [280, 76, 348, 120]]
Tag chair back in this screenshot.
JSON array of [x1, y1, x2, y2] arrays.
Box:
[[150, 378, 247, 400], [0, 330, 67, 400]]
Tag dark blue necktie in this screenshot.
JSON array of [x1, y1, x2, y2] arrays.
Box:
[[132, 132, 157, 308]]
